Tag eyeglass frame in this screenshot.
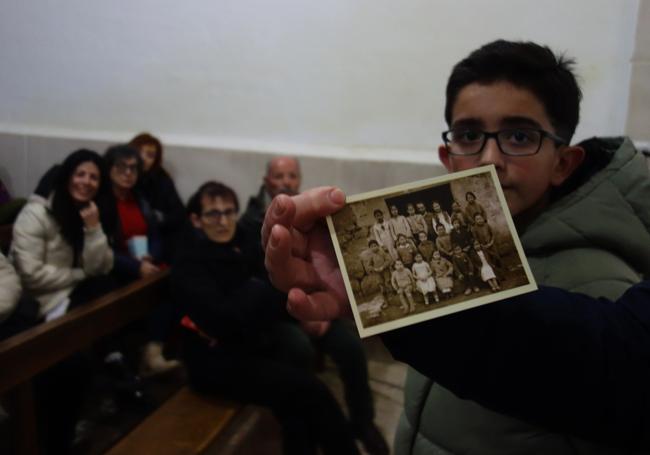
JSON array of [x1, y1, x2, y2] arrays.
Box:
[[114, 161, 139, 174], [200, 208, 238, 224], [441, 128, 567, 157]]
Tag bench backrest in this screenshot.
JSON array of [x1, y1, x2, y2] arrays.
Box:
[[0, 270, 170, 395]]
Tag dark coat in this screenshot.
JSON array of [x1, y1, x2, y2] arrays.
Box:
[[139, 169, 186, 262], [171, 226, 288, 345]]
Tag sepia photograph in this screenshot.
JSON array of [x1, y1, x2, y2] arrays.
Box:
[[327, 166, 537, 338]]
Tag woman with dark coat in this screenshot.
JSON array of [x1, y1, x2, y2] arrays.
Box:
[[129, 133, 185, 263]]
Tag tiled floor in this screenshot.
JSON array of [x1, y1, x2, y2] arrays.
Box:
[[205, 336, 408, 454]]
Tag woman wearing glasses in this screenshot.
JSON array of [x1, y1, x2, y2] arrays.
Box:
[[105, 144, 180, 375]]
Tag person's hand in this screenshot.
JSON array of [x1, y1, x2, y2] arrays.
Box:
[[262, 187, 350, 322], [79, 201, 100, 229], [139, 259, 160, 277]]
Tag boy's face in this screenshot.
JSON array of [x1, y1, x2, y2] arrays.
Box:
[[436, 225, 445, 235], [374, 212, 384, 222], [395, 261, 404, 270], [416, 203, 426, 214], [453, 246, 463, 256], [415, 254, 423, 262], [439, 81, 580, 218], [433, 251, 441, 259], [418, 232, 427, 242], [390, 206, 398, 216], [407, 205, 415, 215], [475, 214, 485, 225]]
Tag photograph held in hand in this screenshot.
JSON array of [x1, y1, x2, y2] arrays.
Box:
[[327, 165, 537, 337]]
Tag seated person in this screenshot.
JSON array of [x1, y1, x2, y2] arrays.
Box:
[[129, 133, 186, 262], [240, 156, 389, 455], [0, 176, 26, 225], [0, 251, 24, 339], [11, 149, 116, 454], [104, 144, 179, 374], [12, 149, 115, 320], [172, 181, 361, 455]]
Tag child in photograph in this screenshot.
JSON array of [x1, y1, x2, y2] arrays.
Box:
[[406, 203, 428, 241], [431, 201, 453, 233], [411, 253, 439, 305], [470, 213, 501, 268], [372, 209, 397, 260], [450, 200, 469, 227], [434, 223, 453, 258], [416, 202, 434, 240], [390, 260, 417, 313], [472, 240, 500, 292], [360, 239, 393, 300], [416, 231, 435, 262], [451, 245, 481, 295], [450, 217, 474, 253], [387, 204, 412, 243], [395, 233, 417, 267], [464, 191, 487, 226], [430, 250, 454, 298]]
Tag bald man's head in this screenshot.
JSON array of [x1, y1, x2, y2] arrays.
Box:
[[264, 156, 301, 198]]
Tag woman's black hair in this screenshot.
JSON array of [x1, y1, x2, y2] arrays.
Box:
[[50, 149, 113, 265]]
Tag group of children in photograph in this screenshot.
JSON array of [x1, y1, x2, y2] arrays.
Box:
[[362, 191, 503, 314]]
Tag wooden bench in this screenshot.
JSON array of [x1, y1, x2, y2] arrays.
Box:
[[0, 270, 241, 454], [106, 386, 239, 455]]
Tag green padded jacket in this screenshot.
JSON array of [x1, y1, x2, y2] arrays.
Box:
[[394, 137, 650, 455]]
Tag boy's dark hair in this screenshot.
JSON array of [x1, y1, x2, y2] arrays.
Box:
[[445, 40, 582, 142], [187, 181, 239, 216], [368, 239, 379, 247], [104, 144, 143, 176], [373, 209, 383, 216]]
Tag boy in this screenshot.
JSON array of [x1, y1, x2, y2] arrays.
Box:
[[433, 223, 452, 258], [451, 244, 480, 295], [449, 217, 472, 253], [405, 203, 427, 240], [360, 239, 393, 299], [371, 209, 397, 260], [390, 260, 416, 313], [387, 204, 412, 242], [262, 40, 650, 452], [416, 231, 435, 262], [395, 233, 417, 267]]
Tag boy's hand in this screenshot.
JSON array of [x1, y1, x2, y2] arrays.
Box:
[[262, 187, 350, 322], [80, 201, 100, 229]]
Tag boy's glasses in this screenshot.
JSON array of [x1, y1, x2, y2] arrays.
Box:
[[441, 128, 566, 156], [201, 209, 238, 224]]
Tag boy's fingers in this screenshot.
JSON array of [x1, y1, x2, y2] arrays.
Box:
[[290, 187, 346, 232], [261, 195, 296, 249], [265, 224, 321, 291], [286, 288, 350, 322]]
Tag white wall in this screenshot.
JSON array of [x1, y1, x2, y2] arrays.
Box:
[[0, 0, 641, 163]]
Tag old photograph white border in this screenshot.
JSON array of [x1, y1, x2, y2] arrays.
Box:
[[326, 165, 538, 338]]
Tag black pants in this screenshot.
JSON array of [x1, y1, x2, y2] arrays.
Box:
[[182, 332, 360, 455], [266, 320, 375, 429]]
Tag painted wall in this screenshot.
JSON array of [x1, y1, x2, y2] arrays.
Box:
[[0, 0, 641, 166]]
